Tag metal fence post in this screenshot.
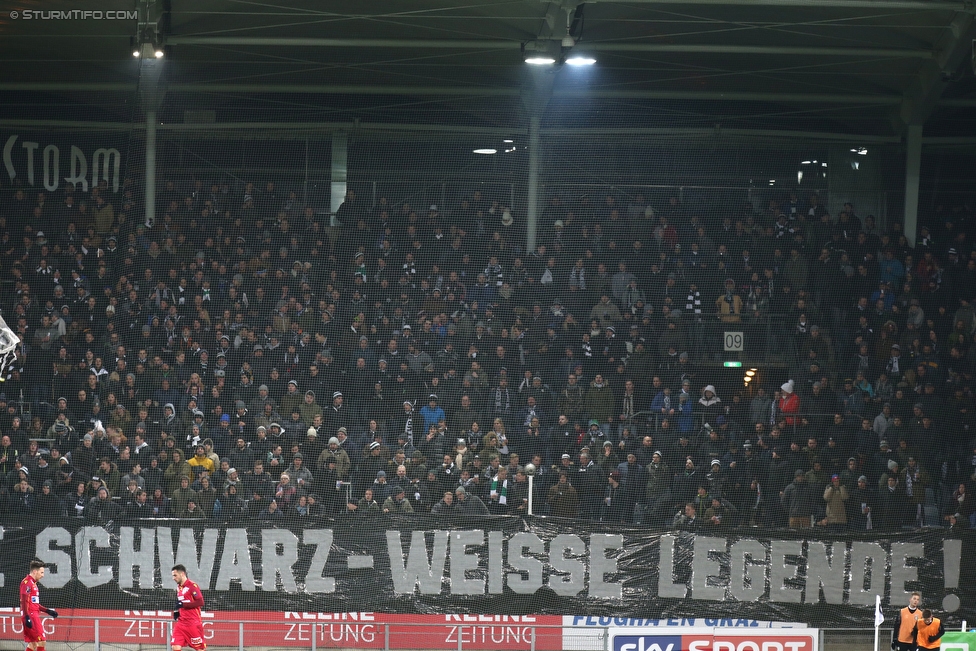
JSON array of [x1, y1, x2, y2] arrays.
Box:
[[603, 626, 610, 651], [818, 628, 824, 651], [94, 618, 100, 651], [312, 623, 317, 651], [385, 623, 390, 651], [531, 627, 537, 651], [167, 620, 172, 651], [458, 625, 463, 651], [239, 621, 245, 651]]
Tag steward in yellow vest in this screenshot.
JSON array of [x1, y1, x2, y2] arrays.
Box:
[[915, 611, 945, 650], [891, 592, 921, 651]]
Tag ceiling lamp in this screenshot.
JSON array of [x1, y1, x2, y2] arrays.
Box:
[[473, 149, 497, 155], [523, 40, 559, 65], [566, 56, 596, 66]]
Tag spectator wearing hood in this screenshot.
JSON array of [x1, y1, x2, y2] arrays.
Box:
[[420, 394, 446, 433], [299, 391, 323, 427], [877, 474, 909, 530], [317, 435, 352, 478], [697, 385, 722, 423], [70, 434, 97, 480], [546, 472, 579, 518], [383, 485, 415, 513], [781, 469, 816, 529], [84, 485, 121, 523], [584, 374, 615, 424], [716, 278, 743, 323], [187, 444, 215, 481], [820, 473, 849, 530], [778, 380, 801, 425], [164, 450, 193, 495], [284, 453, 313, 488], [35, 480, 65, 518], [371, 469, 393, 503]]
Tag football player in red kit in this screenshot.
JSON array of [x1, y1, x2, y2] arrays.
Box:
[[171, 564, 207, 651], [20, 560, 59, 650]]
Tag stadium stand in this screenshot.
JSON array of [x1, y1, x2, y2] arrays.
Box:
[[1, 179, 974, 533]]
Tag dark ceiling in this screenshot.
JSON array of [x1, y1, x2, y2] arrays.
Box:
[[0, 0, 974, 139]]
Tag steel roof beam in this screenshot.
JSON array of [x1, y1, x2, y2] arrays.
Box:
[[166, 36, 521, 49], [895, 11, 975, 130], [552, 89, 902, 103], [586, 43, 933, 58], [588, 0, 970, 10], [164, 35, 933, 58], [0, 82, 905, 104]]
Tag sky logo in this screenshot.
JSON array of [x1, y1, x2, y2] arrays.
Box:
[[615, 635, 683, 651]]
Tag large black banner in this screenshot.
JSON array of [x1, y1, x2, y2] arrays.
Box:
[[1, 517, 971, 626]]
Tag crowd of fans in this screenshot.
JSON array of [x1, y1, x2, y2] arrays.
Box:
[[1, 176, 975, 532]]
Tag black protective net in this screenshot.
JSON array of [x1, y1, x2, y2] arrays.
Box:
[[2, 7, 976, 637]]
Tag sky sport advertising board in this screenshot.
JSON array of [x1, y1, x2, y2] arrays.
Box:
[[610, 628, 819, 651]]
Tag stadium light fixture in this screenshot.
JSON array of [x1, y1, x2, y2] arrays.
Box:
[[473, 148, 497, 155], [850, 147, 868, 155], [503, 139, 514, 143], [745, 369, 756, 377], [155, 49, 165, 58], [133, 49, 141, 57], [566, 56, 597, 66], [523, 40, 559, 65]]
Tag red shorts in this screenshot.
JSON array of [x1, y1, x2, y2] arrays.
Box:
[[22, 616, 46, 644], [172, 621, 206, 651]]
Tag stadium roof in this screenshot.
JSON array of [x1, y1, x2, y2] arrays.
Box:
[[0, 0, 974, 140]]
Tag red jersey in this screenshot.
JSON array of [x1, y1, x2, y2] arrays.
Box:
[[20, 575, 42, 619], [176, 579, 204, 626]]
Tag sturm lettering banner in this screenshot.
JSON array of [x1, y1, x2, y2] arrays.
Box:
[[2, 131, 127, 193], [0, 518, 971, 627]]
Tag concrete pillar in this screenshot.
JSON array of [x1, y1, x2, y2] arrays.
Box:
[[904, 124, 922, 245], [145, 110, 156, 228], [526, 115, 541, 253], [330, 131, 348, 226]]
